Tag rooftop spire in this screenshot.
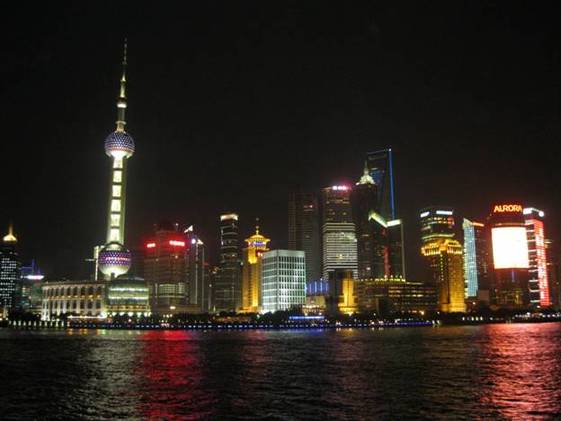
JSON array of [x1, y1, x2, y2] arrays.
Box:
[[116, 38, 128, 132], [255, 217, 260, 235], [357, 161, 375, 185], [3, 222, 17, 243]]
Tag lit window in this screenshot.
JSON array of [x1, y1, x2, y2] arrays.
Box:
[[111, 199, 121, 212], [112, 185, 122, 197], [111, 214, 120, 227], [113, 170, 122, 183], [110, 228, 120, 242], [113, 158, 123, 169]]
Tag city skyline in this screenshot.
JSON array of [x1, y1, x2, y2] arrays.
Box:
[[2, 3, 560, 281]]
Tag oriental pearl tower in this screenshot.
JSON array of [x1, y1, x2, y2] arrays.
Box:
[[97, 41, 135, 280]]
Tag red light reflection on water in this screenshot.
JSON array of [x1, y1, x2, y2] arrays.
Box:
[[136, 330, 215, 420], [478, 323, 561, 418]]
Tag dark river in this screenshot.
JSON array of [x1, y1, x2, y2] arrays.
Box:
[[1, 323, 560, 419]]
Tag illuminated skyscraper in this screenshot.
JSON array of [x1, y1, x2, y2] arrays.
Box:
[[462, 219, 488, 298], [241, 220, 270, 313], [185, 226, 209, 312], [420, 206, 455, 246], [420, 207, 465, 312], [421, 239, 466, 313], [143, 221, 189, 314], [288, 191, 321, 282], [524, 207, 550, 307], [321, 186, 358, 280], [351, 165, 405, 280], [98, 41, 134, 280], [366, 148, 396, 220], [0, 224, 21, 315], [488, 204, 530, 307], [261, 250, 306, 313], [215, 213, 241, 312]]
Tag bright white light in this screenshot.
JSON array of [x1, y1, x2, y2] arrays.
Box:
[[436, 210, 453, 216], [420, 211, 429, 218], [220, 213, 239, 221], [492, 227, 529, 269], [387, 219, 401, 227]]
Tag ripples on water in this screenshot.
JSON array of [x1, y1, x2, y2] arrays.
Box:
[[0, 324, 560, 419]]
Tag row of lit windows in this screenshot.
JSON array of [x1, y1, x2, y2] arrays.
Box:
[[44, 299, 102, 310], [44, 286, 103, 297]]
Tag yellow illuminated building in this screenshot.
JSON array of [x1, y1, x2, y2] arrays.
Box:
[[338, 274, 357, 315], [421, 239, 466, 313], [241, 221, 270, 313]]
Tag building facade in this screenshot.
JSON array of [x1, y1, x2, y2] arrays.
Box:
[[0, 225, 21, 316], [41, 281, 106, 321], [214, 213, 241, 312], [321, 186, 358, 280], [241, 222, 270, 313], [524, 208, 550, 307], [462, 219, 488, 298], [366, 148, 396, 220], [420, 207, 465, 312], [261, 250, 306, 313], [355, 278, 437, 315], [488, 204, 530, 308], [185, 226, 209, 313], [143, 222, 189, 314], [288, 191, 321, 282], [421, 239, 466, 313]]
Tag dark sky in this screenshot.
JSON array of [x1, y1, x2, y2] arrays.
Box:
[[1, 2, 560, 279]]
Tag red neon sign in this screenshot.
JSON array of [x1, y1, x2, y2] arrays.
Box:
[[169, 240, 185, 247], [146, 242, 156, 249]]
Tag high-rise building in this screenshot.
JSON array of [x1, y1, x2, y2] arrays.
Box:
[[524, 207, 550, 307], [321, 185, 358, 280], [241, 221, 270, 313], [487, 204, 530, 308], [351, 165, 405, 279], [366, 148, 396, 220], [20, 260, 44, 314], [421, 239, 466, 313], [545, 239, 560, 310], [184, 226, 209, 313], [143, 221, 189, 314], [462, 219, 488, 298], [420, 206, 455, 246], [261, 250, 306, 313], [288, 191, 321, 282], [355, 277, 437, 315], [215, 213, 241, 312], [0, 224, 21, 316], [420, 207, 465, 313], [97, 41, 134, 280]]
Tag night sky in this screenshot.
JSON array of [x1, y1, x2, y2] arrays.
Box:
[[1, 2, 560, 279]]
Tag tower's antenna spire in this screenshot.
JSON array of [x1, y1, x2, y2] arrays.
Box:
[[255, 217, 260, 235], [116, 38, 128, 132]]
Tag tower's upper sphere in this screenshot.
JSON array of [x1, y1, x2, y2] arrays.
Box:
[[98, 242, 132, 279], [105, 131, 135, 158]]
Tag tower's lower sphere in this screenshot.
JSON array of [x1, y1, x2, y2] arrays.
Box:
[[98, 242, 132, 279]]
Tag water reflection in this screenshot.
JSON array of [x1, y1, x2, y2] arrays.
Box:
[[136, 330, 215, 419], [478, 323, 561, 418]]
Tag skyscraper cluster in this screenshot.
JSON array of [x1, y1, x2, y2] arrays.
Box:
[[7, 44, 560, 322]]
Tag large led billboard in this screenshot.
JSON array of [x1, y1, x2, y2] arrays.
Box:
[[491, 227, 529, 269]]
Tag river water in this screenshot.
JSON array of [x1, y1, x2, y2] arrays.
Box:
[[1, 323, 560, 419]]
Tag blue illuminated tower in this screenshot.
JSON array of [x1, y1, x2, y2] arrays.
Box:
[[366, 148, 396, 220], [98, 41, 135, 280]]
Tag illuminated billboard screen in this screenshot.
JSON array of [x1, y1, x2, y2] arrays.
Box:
[[491, 227, 529, 269]]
